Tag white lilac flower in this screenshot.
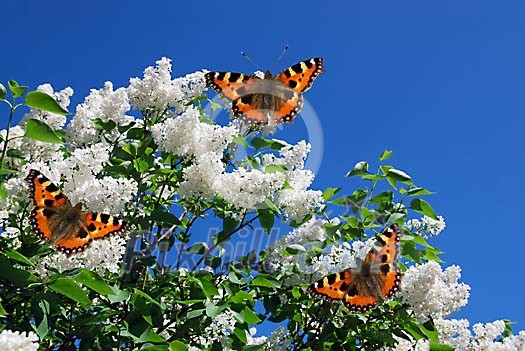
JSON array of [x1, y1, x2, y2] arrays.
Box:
[[34, 235, 128, 278], [405, 215, 446, 238], [262, 326, 293, 351], [435, 318, 525, 351], [400, 261, 470, 322], [194, 310, 237, 348], [178, 152, 225, 199], [67, 81, 133, 147], [128, 57, 206, 113], [0, 329, 39, 351], [380, 335, 430, 351], [219, 167, 285, 210], [264, 217, 335, 277], [151, 106, 239, 157], [246, 327, 267, 345]]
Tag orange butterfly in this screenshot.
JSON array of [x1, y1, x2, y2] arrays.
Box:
[[25, 169, 127, 256], [308, 224, 403, 312], [205, 58, 324, 126]]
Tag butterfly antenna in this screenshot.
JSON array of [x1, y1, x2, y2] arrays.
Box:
[[240, 51, 261, 70], [274, 44, 289, 65]]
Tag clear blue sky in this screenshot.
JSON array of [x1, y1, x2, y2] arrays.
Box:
[[2, 0, 524, 333]]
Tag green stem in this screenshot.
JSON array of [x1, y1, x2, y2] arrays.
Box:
[[0, 101, 16, 168]]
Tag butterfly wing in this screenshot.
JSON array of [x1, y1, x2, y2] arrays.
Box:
[[26, 169, 71, 208], [26, 169, 127, 256], [205, 71, 258, 101], [231, 90, 303, 125], [54, 212, 127, 256], [277, 58, 324, 92], [84, 212, 127, 240], [308, 224, 403, 313], [308, 270, 353, 301], [367, 223, 403, 299], [26, 169, 71, 242]]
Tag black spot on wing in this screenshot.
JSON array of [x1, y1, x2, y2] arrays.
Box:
[[112, 217, 120, 226], [288, 80, 298, 89], [291, 62, 303, 73], [42, 208, 54, 218], [348, 286, 358, 296], [229, 72, 241, 82], [376, 236, 387, 246], [380, 264, 390, 274], [55, 193, 64, 201], [37, 176, 47, 184], [45, 183, 59, 192], [100, 213, 110, 224], [87, 223, 96, 232], [78, 229, 88, 239], [44, 199, 54, 206], [240, 95, 253, 105], [380, 254, 388, 263], [326, 273, 337, 285], [304, 60, 313, 69], [339, 281, 349, 291]]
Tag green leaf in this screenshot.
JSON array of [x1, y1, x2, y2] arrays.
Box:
[[133, 289, 162, 308], [379, 149, 393, 161], [283, 244, 306, 255], [232, 135, 249, 147], [251, 275, 281, 288], [407, 187, 434, 196], [263, 198, 279, 213], [188, 242, 208, 254], [322, 187, 341, 201], [34, 299, 49, 339], [233, 327, 248, 344], [410, 199, 438, 219], [346, 161, 368, 177], [197, 276, 219, 297], [49, 278, 91, 305], [0, 303, 6, 318], [264, 164, 288, 173], [257, 209, 274, 234], [75, 269, 114, 296], [25, 91, 69, 115], [93, 118, 116, 131], [151, 207, 182, 226], [8, 80, 27, 98], [24, 118, 63, 144], [0, 257, 38, 286], [205, 301, 220, 317], [169, 341, 188, 351], [251, 137, 271, 149], [3, 250, 34, 266], [6, 149, 24, 159], [239, 306, 261, 324], [0, 83, 6, 100], [429, 344, 455, 351], [370, 191, 393, 205], [211, 101, 222, 111], [387, 168, 412, 183]]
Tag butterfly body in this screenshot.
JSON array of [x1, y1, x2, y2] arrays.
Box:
[[308, 224, 403, 312], [25, 169, 127, 256], [205, 58, 324, 125]]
